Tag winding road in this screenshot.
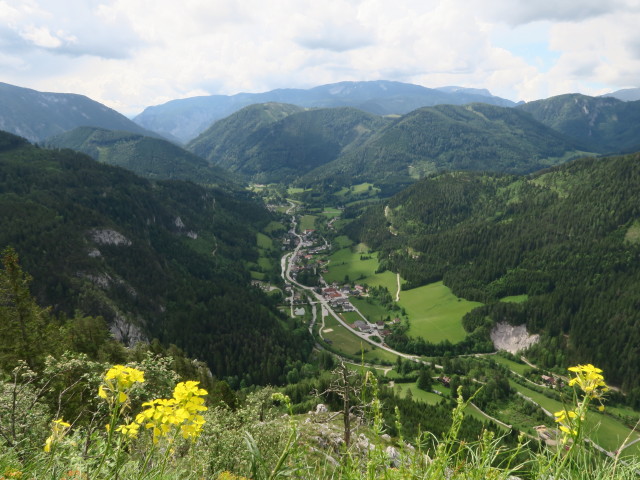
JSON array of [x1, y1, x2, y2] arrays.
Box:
[[281, 203, 421, 362]]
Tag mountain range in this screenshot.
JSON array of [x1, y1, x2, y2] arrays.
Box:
[[0, 82, 160, 143], [182, 101, 589, 186], [2, 77, 640, 397], [133, 80, 516, 143]]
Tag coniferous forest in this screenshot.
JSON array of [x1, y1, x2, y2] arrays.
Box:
[[345, 153, 640, 398], [0, 131, 312, 386]]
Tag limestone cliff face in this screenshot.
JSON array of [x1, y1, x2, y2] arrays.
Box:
[[490, 322, 539, 354]]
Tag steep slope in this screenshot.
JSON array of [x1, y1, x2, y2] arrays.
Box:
[[189, 105, 389, 183], [0, 82, 160, 143], [45, 127, 236, 187], [0, 131, 311, 385], [134, 80, 515, 142], [517, 94, 640, 153], [346, 152, 640, 391], [187, 103, 303, 164], [304, 103, 587, 185]]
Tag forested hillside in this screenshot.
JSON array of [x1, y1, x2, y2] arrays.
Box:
[[0, 131, 311, 385], [301, 103, 588, 186], [189, 105, 388, 183], [346, 153, 640, 396], [187, 102, 303, 162], [517, 94, 640, 154], [45, 126, 236, 187]]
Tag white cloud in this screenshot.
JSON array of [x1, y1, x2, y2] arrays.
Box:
[[1, 0, 639, 114]]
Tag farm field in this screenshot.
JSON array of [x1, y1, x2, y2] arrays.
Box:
[[500, 294, 529, 303], [321, 313, 398, 364], [323, 247, 378, 284], [397, 281, 482, 344], [325, 246, 478, 343], [320, 207, 342, 219], [299, 214, 317, 231], [488, 354, 532, 376], [395, 382, 443, 405], [257, 232, 273, 249], [351, 297, 391, 323], [332, 235, 354, 249], [508, 380, 640, 455], [335, 182, 380, 197]]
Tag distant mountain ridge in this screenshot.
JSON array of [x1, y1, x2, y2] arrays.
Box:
[[134, 80, 516, 143], [0, 82, 160, 143], [45, 127, 237, 187], [602, 87, 640, 102]]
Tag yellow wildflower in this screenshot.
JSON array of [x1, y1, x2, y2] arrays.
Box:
[[567, 364, 609, 397], [43, 418, 71, 452], [134, 381, 208, 443], [98, 365, 145, 407], [116, 421, 140, 439]]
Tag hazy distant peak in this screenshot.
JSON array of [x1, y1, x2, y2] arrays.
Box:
[[601, 87, 640, 102]]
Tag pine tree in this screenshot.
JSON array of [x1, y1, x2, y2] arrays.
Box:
[[0, 247, 53, 370]]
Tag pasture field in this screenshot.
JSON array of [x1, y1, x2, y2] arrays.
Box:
[[257, 232, 274, 249], [489, 354, 531, 376], [323, 247, 378, 284], [257, 257, 273, 271], [299, 215, 318, 231], [332, 235, 354, 248], [335, 182, 379, 197], [321, 314, 398, 364], [508, 380, 640, 455], [263, 221, 285, 234], [287, 187, 309, 194], [500, 294, 529, 303], [398, 281, 481, 343], [361, 270, 398, 292], [320, 208, 342, 219], [249, 270, 265, 280], [395, 383, 443, 405], [351, 297, 390, 323], [325, 246, 475, 344]]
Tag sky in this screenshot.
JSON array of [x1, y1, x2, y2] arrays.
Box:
[[1, 0, 640, 116]]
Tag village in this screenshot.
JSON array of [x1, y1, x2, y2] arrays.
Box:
[[283, 227, 405, 343]]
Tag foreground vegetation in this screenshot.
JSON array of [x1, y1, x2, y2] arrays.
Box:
[[3, 354, 639, 479]]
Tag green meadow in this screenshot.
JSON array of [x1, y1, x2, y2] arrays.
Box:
[[323, 247, 378, 284], [324, 244, 479, 344], [397, 281, 482, 344], [299, 214, 317, 231], [320, 207, 342, 219], [320, 314, 398, 364], [395, 382, 443, 405], [489, 354, 532, 376], [335, 182, 379, 197], [257, 232, 273, 249], [508, 380, 640, 455], [500, 294, 529, 303]]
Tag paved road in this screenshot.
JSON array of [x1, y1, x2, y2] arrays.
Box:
[[281, 205, 421, 362]]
